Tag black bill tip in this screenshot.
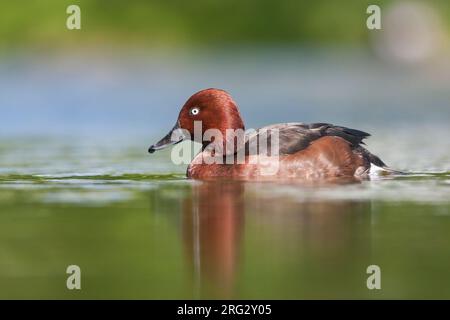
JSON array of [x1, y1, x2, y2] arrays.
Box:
[[148, 122, 184, 155]]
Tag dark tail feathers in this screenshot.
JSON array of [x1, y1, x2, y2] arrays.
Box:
[[358, 147, 406, 175]]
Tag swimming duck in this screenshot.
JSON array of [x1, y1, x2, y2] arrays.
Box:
[[148, 88, 391, 180]]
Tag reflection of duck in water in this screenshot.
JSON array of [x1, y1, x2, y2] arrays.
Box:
[[178, 179, 372, 298], [181, 181, 245, 298]]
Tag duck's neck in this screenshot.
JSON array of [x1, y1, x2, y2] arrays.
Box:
[[202, 106, 245, 155], [201, 125, 246, 156]]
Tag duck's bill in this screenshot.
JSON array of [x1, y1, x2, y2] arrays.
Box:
[[148, 123, 185, 153]]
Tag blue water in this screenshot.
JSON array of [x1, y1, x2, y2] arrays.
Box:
[[1, 48, 449, 137], [0, 48, 449, 299]]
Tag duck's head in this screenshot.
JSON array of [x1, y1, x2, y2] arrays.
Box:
[[148, 88, 245, 153]]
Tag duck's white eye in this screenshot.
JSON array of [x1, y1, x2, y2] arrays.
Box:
[[190, 107, 200, 116]]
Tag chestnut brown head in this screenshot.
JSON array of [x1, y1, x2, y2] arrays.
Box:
[[148, 88, 245, 153]]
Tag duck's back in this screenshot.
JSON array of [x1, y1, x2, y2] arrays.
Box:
[[187, 122, 388, 180]]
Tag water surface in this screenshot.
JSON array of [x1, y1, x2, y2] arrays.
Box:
[[0, 134, 449, 299], [0, 51, 449, 299]]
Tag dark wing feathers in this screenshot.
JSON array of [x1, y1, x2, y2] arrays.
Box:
[[322, 125, 370, 146], [244, 122, 371, 155]]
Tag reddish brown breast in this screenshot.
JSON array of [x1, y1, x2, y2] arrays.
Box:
[[187, 136, 368, 180]]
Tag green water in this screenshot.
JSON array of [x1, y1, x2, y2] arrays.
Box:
[[0, 136, 449, 299]]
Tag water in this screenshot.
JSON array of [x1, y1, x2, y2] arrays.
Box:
[[0, 50, 449, 299], [0, 133, 449, 299]]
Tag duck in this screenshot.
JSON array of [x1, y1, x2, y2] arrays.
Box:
[[148, 88, 393, 180]]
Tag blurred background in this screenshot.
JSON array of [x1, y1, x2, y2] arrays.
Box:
[[1, 1, 450, 299], [1, 0, 449, 141]]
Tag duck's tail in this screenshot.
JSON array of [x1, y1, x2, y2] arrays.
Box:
[[358, 147, 406, 175]]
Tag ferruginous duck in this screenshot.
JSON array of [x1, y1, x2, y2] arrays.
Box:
[[148, 88, 393, 180]]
